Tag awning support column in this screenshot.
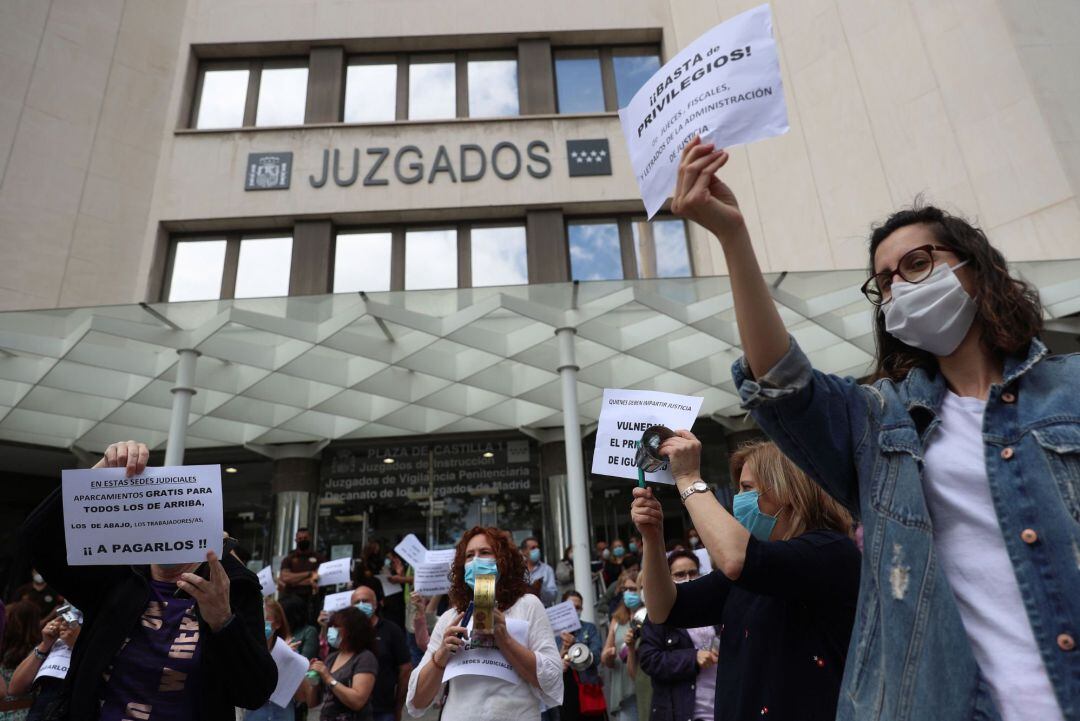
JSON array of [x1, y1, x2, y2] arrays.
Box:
[[165, 349, 199, 466], [556, 327, 597, 623]]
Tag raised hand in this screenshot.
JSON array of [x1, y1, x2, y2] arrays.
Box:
[[178, 551, 232, 632], [658, 430, 702, 487], [670, 136, 743, 239], [631, 486, 664, 544], [92, 440, 149, 476]]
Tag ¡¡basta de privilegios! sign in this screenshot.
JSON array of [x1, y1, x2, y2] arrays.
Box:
[[61, 465, 224, 566], [618, 3, 789, 218]]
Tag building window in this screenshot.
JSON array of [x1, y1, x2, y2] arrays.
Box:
[[568, 221, 623, 281], [234, 236, 293, 298], [471, 225, 528, 287], [344, 61, 397, 123], [554, 50, 605, 114], [409, 58, 456, 120], [167, 239, 227, 301], [405, 228, 458, 289], [612, 49, 661, 108], [255, 65, 308, 126], [334, 232, 393, 293], [194, 69, 249, 129], [467, 58, 519, 118], [632, 218, 692, 278]]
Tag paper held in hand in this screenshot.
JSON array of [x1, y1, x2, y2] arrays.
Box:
[[443, 617, 531, 685], [394, 534, 455, 595], [546, 600, 583, 635], [591, 389, 704, 485], [323, 589, 354, 613], [316, 557, 351, 587], [257, 566, 276, 597], [618, 3, 789, 218], [269, 637, 310, 708], [61, 465, 223, 566]]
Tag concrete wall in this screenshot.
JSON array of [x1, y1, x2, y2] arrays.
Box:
[[2, 0, 1078, 311]]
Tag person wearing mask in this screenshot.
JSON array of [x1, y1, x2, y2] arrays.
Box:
[[671, 136, 1078, 721], [279, 528, 325, 623], [282, 595, 320, 660], [602, 540, 627, 587], [382, 553, 411, 630], [0, 601, 42, 721], [248, 599, 301, 721], [685, 530, 701, 551], [19, 440, 277, 721], [556, 591, 604, 721], [600, 571, 641, 721], [406, 526, 563, 720], [591, 542, 609, 575], [10, 571, 61, 619], [555, 547, 575, 600], [355, 542, 385, 585], [637, 552, 716, 721], [9, 612, 80, 721], [306, 606, 378, 721], [521, 538, 558, 607], [350, 582, 411, 721], [632, 435, 859, 721]]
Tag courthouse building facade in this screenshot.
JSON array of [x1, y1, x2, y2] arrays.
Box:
[[1, 0, 1079, 571]]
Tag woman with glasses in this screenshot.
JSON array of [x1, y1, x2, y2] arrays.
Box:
[[666, 137, 1078, 721], [636, 550, 719, 721], [633, 440, 857, 721]]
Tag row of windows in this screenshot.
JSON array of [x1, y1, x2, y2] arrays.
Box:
[[192, 46, 661, 129], [165, 218, 692, 302]]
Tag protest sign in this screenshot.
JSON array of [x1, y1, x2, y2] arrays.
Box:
[[443, 617, 530, 685], [34, 643, 71, 682], [377, 572, 402, 597], [61, 465, 223, 566], [618, 3, 788, 217], [591, 389, 704, 485], [414, 562, 452, 596], [546, 601, 583, 635], [323, 589, 354, 613], [258, 566, 276, 597], [316, 557, 351, 587], [269, 637, 310, 708], [425, 548, 456, 565], [393, 534, 428, 568]]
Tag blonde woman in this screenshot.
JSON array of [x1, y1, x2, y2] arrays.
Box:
[[632, 437, 859, 721], [600, 570, 642, 721]]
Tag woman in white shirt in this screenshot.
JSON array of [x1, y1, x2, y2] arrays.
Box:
[[406, 526, 563, 721]]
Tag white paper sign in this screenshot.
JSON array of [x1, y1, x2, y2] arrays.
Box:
[[323, 589, 354, 613], [413, 562, 452, 596], [61, 465, 224, 565], [694, 548, 714, 575], [443, 617, 530, 685], [425, 548, 457, 565], [393, 534, 429, 568], [269, 637, 310, 708], [34, 643, 71, 682], [591, 389, 704, 485], [316, 557, 351, 587], [619, 3, 789, 217], [546, 601, 583, 635], [258, 566, 277, 597], [376, 572, 402, 597]]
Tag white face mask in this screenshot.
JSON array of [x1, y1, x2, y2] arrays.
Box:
[[883, 260, 976, 357]]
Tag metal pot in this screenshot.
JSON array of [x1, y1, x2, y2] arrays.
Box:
[[635, 425, 675, 473], [564, 641, 593, 671]]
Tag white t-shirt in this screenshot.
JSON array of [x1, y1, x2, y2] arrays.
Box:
[[686, 625, 717, 721], [922, 391, 1064, 721]]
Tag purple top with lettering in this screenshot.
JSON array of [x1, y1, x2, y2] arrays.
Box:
[[99, 579, 203, 721]]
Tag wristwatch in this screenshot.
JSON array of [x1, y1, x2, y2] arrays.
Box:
[[679, 480, 709, 503], [329, 679, 339, 688]]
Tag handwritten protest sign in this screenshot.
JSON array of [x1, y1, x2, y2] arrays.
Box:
[[316, 557, 351, 587], [269, 637, 310, 708], [395, 534, 455, 595], [258, 566, 276, 597], [546, 601, 583, 635], [414, 562, 452, 595], [591, 389, 704, 484], [377, 572, 402, 597], [443, 617, 530, 685], [34, 643, 71, 682], [323, 589, 354, 613], [619, 3, 788, 217], [393, 534, 428, 568], [61, 465, 223, 565]]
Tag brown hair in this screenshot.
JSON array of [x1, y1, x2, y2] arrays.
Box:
[[448, 527, 531, 613], [610, 569, 641, 626], [730, 440, 853, 538], [264, 598, 290, 642], [2, 600, 41, 669], [867, 204, 1043, 382], [330, 606, 376, 655]]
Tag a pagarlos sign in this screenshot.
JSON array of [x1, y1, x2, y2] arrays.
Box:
[[244, 139, 612, 191]]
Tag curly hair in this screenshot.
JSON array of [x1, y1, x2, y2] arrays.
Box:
[[447, 526, 531, 613], [330, 606, 376, 655], [867, 203, 1043, 382]]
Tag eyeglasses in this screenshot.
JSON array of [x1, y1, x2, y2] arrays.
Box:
[[671, 570, 699, 581], [860, 245, 956, 306]]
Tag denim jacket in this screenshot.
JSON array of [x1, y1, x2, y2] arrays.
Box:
[[732, 337, 1079, 721]]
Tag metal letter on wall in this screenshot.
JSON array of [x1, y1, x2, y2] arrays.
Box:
[[245, 152, 293, 190], [566, 139, 612, 177]]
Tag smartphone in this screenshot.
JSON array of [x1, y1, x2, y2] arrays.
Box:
[[173, 561, 211, 599]]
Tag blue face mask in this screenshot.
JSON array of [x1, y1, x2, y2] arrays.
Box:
[[326, 627, 341, 648], [628, 543, 638, 554], [733, 490, 780, 541], [528, 548, 541, 563], [622, 591, 642, 610], [264, 622, 273, 639], [612, 546, 626, 558], [463, 557, 499, 589], [355, 601, 374, 617]]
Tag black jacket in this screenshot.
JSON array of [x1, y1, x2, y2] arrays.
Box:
[[21, 489, 277, 721], [637, 620, 709, 721]]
